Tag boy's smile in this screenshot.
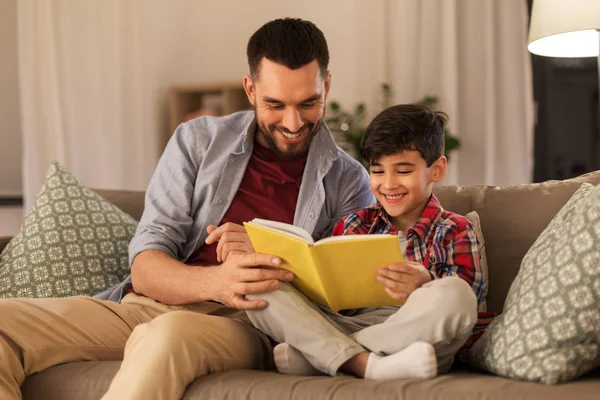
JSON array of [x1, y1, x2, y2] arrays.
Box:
[[369, 151, 446, 231]]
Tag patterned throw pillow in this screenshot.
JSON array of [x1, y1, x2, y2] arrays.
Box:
[[469, 183, 600, 384], [0, 161, 137, 298]]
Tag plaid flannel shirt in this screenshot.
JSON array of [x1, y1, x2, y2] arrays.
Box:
[[332, 193, 494, 358]]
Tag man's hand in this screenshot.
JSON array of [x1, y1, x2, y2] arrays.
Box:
[[377, 261, 432, 302], [211, 252, 294, 310], [205, 222, 255, 262]]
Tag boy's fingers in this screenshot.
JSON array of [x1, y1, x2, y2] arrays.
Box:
[[377, 276, 411, 292], [385, 287, 408, 302], [377, 268, 410, 283], [387, 263, 412, 272]]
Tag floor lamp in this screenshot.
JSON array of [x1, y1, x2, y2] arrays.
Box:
[[528, 0, 600, 172]]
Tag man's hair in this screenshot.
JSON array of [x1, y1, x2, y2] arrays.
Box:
[[247, 18, 329, 79], [360, 104, 448, 167]]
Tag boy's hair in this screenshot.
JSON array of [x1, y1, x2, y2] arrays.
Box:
[[247, 18, 329, 79], [360, 104, 448, 167]]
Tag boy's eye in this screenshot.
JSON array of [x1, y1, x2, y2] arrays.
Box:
[[370, 170, 383, 175], [398, 170, 412, 175]]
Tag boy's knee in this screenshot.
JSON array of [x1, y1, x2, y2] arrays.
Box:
[[430, 277, 478, 329]]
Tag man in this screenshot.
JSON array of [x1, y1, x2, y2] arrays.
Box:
[[0, 18, 373, 400]]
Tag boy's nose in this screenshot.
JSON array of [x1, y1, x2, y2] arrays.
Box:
[[383, 175, 398, 189]]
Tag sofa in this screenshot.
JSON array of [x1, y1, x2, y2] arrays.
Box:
[[3, 170, 600, 400]]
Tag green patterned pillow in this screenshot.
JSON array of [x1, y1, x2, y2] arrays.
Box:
[[469, 183, 600, 384], [0, 161, 137, 298]]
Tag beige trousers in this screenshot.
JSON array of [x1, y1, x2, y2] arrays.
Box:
[[247, 277, 478, 376], [0, 293, 273, 400]]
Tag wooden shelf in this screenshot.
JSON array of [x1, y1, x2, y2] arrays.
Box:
[[167, 82, 251, 142]]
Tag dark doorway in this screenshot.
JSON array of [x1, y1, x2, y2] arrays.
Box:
[[527, 0, 600, 182]]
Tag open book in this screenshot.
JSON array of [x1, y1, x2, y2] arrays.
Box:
[[244, 218, 405, 312]]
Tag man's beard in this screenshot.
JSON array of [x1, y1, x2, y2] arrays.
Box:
[[255, 109, 323, 159]]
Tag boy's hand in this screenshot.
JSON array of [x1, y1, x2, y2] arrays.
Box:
[[377, 261, 432, 302], [205, 223, 255, 262]]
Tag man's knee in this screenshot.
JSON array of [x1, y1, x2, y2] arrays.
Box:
[[142, 311, 232, 344], [135, 310, 271, 371]]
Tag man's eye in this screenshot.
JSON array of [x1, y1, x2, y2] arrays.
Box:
[[300, 102, 316, 109], [267, 104, 284, 110]]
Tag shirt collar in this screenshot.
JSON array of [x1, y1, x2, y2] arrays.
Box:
[[372, 193, 444, 239], [407, 193, 444, 240]]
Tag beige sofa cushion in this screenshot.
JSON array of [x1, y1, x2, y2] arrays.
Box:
[[21, 362, 600, 400], [434, 170, 600, 313]]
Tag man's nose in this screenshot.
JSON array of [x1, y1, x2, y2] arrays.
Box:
[[282, 108, 303, 133]]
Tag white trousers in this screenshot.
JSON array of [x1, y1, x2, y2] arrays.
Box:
[[247, 277, 477, 376]]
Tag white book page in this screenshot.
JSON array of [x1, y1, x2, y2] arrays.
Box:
[[315, 234, 390, 245], [249, 218, 314, 244]]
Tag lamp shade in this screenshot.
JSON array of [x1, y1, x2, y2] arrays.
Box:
[[528, 0, 600, 58]]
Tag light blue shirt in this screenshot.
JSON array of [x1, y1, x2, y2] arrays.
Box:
[[96, 111, 374, 302]]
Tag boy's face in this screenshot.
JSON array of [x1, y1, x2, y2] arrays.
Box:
[[369, 151, 446, 232]]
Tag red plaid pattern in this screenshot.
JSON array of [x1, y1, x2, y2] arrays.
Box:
[[332, 193, 494, 354]]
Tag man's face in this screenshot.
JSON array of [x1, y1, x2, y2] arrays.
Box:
[[369, 151, 446, 231], [243, 58, 331, 158]]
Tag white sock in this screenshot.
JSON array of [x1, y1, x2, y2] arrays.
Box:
[[364, 342, 437, 380], [273, 343, 322, 376]]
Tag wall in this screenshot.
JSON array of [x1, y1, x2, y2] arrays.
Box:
[[19, 0, 390, 208], [0, 0, 22, 197], [140, 0, 388, 143]]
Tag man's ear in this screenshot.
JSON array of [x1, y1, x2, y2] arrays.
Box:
[[243, 75, 255, 106], [431, 156, 447, 183], [324, 70, 332, 98]]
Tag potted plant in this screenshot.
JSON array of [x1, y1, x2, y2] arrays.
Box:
[[326, 83, 461, 167]]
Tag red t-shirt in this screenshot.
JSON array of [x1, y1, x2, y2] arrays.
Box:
[[186, 141, 307, 266]]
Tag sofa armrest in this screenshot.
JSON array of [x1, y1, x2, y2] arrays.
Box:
[[0, 237, 12, 253]]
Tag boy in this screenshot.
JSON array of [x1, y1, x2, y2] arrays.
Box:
[[244, 104, 484, 379]]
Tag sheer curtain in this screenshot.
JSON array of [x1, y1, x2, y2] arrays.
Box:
[[385, 0, 534, 186], [18, 0, 534, 212], [18, 0, 173, 212]]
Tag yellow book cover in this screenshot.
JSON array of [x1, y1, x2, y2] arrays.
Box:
[[244, 219, 404, 312]]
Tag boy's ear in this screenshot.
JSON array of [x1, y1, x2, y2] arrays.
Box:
[[430, 156, 447, 183]]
